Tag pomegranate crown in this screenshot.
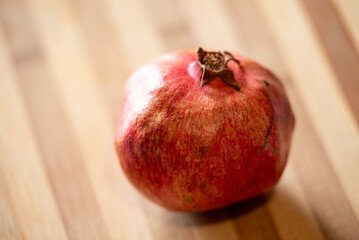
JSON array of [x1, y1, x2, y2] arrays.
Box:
[[196, 47, 241, 91]]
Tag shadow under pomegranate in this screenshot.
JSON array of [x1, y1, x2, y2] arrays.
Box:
[[153, 188, 330, 239], [158, 190, 275, 227]]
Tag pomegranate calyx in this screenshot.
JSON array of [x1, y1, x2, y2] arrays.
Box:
[[196, 47, 241, 91]]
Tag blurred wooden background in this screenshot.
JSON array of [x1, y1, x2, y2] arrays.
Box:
[[1, 0, 359, 239]]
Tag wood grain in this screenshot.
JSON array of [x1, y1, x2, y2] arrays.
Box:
[[301, 0, 359, 124], [1, 0, 110, 237], [0, 0, 358, 239], [0, 17, 67, 240]]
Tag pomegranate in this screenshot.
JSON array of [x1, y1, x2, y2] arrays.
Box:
[[115, 48, 295, 211]]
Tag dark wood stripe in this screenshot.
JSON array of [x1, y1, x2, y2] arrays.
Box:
[[0, 0, 110, 239], [300, 0, 359, 124]]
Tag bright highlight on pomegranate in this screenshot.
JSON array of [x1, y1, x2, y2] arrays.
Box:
[[115, 48, 295, 211]]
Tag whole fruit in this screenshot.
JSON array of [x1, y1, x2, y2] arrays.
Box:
[[115, 48, 295, 211]]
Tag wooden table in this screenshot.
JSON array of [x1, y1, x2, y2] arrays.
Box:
[[1, 0, 359, 239]]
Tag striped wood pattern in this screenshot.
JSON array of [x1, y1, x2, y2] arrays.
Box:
[[0, 0, 358, 239]]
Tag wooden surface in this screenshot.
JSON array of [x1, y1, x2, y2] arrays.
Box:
[[1, 0, 359, 239]]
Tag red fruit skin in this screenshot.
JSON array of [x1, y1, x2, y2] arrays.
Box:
[[115, 50, 295, 212]]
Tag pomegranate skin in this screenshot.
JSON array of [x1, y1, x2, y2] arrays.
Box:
[[115, 49, 295, 212]]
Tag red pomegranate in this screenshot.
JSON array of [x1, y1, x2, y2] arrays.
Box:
[[115, 48, 295, 211]]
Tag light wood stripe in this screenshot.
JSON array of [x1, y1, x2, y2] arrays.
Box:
[[300, 0, 359, 123], [178, 0, 239, 51], [0, 172, 24, 240], [102, 0, 163, 71], [140, 0, 194, 51], [0, 21, 67, 240], [0, 162, 24, 240], [256, 0, 359, 226]]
